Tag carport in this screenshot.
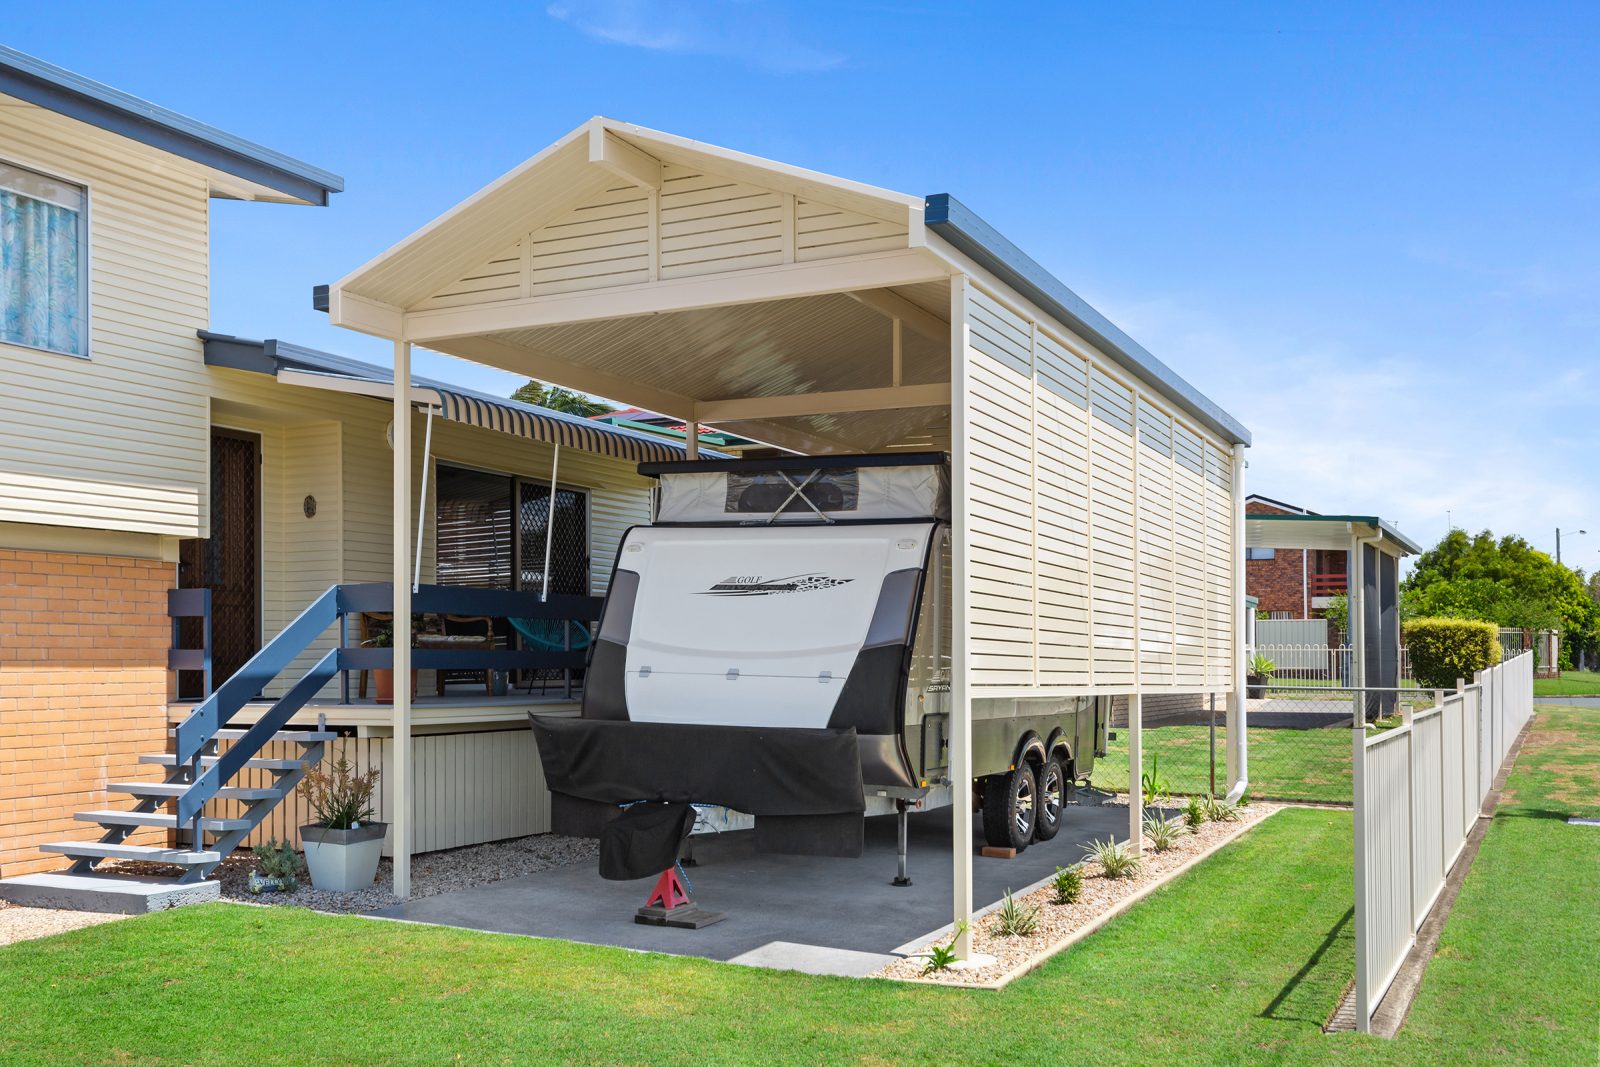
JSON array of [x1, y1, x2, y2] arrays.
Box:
[[325, 117, 1251, 958], [1245, 513, 1422, 716]]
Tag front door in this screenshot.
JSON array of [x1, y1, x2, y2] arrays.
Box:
[[178, 429, 261, 697]]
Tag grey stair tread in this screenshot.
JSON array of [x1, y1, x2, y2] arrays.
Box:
[[75, 809, 251, 831], [41, 841, 220, 864], [106, 781, 280, 801], [139, 754, 308, 770], [209, 728, 336, 743], [0, 872, 220, 914]]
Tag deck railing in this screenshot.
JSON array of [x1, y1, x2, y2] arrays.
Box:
[[166, 583, 602, 831]]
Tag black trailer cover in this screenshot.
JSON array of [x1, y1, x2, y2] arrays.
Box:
[[530, 715, 867, 861]]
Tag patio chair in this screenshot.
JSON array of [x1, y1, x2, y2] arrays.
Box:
[[422, 614, 497, 696], [509, 616, 592, 696]]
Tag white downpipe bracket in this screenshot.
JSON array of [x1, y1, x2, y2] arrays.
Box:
[[412, 404, 435, 595], [541, 443, 561, 602]]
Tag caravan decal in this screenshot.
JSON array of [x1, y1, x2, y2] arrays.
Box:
[[701, 574, 854, 596]]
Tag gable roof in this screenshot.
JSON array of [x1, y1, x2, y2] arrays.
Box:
[[0, 45, 342, 206]]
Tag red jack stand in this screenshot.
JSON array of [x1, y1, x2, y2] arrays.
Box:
[[634, 863, 726, 929]]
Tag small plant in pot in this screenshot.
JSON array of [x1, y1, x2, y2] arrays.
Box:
[[363, 625, 417, 705], [1246, 652, 1277, 697], [298, 756, 387, 892]]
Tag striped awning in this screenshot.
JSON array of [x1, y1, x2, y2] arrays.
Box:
[[432, 388, 689, 464]]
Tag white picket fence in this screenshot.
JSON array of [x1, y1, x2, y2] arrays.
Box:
[[1256, 643, 1414, 686], [1351, 651, 1534, 1032]]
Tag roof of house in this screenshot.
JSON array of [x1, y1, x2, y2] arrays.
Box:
[[1246, 493, 1315, 515], [199, 332, 720, 463], [0, 45, 342, 206]]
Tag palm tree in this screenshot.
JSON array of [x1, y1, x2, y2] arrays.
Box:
[[510, 380, 612, 418]]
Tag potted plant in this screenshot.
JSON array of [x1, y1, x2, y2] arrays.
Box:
[[363, 625, 416, 705], [1247, 652, 1277, 697], [298, 756, 387, 892]]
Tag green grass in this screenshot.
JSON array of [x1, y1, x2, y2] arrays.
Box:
[[1387, 702, 1600, 1062], [1533, 669, 1600, 696], [1093, 723, 1355, 802], [2, 708, 1594, 1066]]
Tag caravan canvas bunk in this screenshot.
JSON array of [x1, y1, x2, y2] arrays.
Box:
[[531, 453, 1107, 881]]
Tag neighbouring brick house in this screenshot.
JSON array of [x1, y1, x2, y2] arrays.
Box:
[[1245, 495, 1348, 620]]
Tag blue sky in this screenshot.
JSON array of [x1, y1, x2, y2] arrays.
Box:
[[9, 2, 1598, 566]]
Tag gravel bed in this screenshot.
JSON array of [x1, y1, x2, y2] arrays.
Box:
[[107, 832, 598, 915], [877, 797, 1281, 985], [0, 898, 126, 947]]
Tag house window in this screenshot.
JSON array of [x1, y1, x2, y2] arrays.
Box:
[[1246, 547, 1277, 561], [434, 463, 588, 594], [1, 160, 88, 357]]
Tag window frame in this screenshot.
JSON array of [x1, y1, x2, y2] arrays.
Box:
[[0, 154, 92, 360], [432, 458, 593, 596], [1246, 547, 1277, 561]]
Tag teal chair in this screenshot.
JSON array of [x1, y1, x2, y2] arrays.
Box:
[[508, 616, 592, 695]]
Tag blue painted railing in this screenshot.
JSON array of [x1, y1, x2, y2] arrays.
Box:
[[167, 588, 213, 699], [168, 583, 603, 829]]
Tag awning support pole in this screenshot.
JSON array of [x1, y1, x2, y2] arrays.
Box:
[[412, 404, 434, 595], [391, 339, 413, 900], [541, 443, 561, 602], [948, 273, 974, 958]]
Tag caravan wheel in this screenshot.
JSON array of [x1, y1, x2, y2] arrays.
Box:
[[1033, 758, 1067, 841], [981, 765, 1038, 851]]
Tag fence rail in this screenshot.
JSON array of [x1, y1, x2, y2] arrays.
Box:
[[1352, 651, 1533, 1033], [1255, 643, 1413, 686]]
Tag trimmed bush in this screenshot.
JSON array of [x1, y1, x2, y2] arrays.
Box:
[[1404, 617, 1502, 689]]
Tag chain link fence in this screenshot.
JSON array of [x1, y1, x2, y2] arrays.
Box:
[[1093, 686, 1442, 804]]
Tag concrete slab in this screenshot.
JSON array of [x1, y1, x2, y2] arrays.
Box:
[[0, 872, 220, 914], [727, 940, 898, 977], [370, 790, 1135, 964]]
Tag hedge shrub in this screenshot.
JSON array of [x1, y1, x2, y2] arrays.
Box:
[[1404, 617, 1502, 689]]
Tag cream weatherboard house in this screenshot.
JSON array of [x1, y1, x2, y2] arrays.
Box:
[[0, 47, 689, 891]]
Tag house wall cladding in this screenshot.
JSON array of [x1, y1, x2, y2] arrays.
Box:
[[962, 284, 1237, 695], [0, 549, 172, 876], [0, 94, 211, 539]]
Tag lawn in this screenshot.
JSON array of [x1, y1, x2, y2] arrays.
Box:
[[1532, 668, 1600, 696], [2, 708, 1594, 1066], [1093, 722, 1354, 802]]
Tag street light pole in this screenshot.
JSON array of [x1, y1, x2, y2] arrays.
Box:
[[1556, 527, 1586, 566]]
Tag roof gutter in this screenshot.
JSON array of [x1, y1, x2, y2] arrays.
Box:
[[923, 193, 1251, 447], [0, 45, 343, 205]]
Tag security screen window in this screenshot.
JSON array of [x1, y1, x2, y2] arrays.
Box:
[[0, 160, 88, 357]]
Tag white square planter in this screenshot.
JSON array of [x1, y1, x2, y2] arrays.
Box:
[[300, 823, 388, 892]]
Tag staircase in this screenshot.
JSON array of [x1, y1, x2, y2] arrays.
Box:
[[0, 588, 343, 914]]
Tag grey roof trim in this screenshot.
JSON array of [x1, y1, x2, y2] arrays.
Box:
[[0, 46, 343, 206], [198, 331, 721, 462], [1246, 493, 1316, 515], [924, 193, 1250, 447], [1249, 513, 1423, 556]]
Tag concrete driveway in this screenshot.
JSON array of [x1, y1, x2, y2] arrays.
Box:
[[370, 790, 1135, 976]]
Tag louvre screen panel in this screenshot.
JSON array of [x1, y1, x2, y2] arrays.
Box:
[[960, 283, 1238, 696]]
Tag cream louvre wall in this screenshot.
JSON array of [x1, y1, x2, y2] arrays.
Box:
[[414, 165, 911, 310], [0, 94, 211, 537], [962, 285, 1237, 694]]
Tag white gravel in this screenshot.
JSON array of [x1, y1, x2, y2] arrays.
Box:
[[107, 832, 598, 914], [879, 797, 1281, 985], [0, 898, 126, 947]]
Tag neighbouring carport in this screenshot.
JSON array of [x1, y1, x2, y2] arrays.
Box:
[[324, 117, 1251, 959], [1246, 514, 1421, 718]]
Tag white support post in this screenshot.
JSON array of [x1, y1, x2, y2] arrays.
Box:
[[1226, 444, 1248, 796], [949, 273, 974, 958], [391, 339, 413, 900], [1128, 693, 1144, 853], [1349, 529, 1365, 726], [686, 420, 699, 459], [1352, 716, 1370, 1033]]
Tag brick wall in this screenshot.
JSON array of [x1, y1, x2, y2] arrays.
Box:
[[1246, 499, 1309, 618], [0, 549, 173, 876]]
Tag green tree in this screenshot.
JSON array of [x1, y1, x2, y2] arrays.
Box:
[[1403, 529, 1599, 667], [510, 381, 613, 418]]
